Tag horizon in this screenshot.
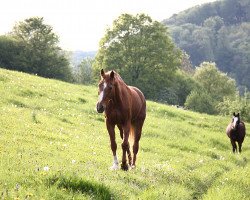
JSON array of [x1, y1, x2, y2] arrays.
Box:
[[0, 0, 217, 51]]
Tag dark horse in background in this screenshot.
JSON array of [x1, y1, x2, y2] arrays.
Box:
[[96, 69, 146, 170], [226, 112, 246, 153]]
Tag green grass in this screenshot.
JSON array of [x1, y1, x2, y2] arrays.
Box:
[[0, 68, 249, 199]]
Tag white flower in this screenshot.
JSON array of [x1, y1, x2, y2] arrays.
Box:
[[72, 160, 76, 164], [43, 166, 50, 171]]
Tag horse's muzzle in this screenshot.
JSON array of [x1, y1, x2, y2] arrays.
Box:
[[96, 102, 104, 113]]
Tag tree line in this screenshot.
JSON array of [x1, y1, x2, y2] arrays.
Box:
[[0, 17, 73, 82], [163, 0, 250, 92], [1, 14, 250, 121]]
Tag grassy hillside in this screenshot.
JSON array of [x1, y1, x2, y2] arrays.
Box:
[[0, 68, 249, 199]]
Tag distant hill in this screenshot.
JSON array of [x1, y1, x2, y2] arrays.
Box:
[[163, 0, 250, 91], [69, 50, 96, 66]]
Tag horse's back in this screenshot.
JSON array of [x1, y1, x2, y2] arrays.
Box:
[[128, 86, 146, 121]]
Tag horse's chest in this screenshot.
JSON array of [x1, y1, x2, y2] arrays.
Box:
[[106, 109, 125, 124], [229, 130, 243, 141]]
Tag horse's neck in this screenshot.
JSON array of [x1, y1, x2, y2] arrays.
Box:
[[113, 82, 128, 107]]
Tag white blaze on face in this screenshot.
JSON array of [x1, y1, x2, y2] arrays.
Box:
[[98, 82, 107, 103], [233, 117, 239, 128]]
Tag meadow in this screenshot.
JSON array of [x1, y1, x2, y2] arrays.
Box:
[[0, 68, 249, 199]]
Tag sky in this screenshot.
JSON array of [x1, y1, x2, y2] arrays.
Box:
[[0, 0, 217, 51]]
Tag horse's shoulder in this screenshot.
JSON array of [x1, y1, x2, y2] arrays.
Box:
[[226, 123, 232, 132], [240, 121, 245, 125], [128, 86, 145, 99]]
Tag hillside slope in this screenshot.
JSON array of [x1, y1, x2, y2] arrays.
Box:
[[0, 68, 249, 199], [163, 0, 250, 90]]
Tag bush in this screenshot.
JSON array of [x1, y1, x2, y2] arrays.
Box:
[[185, 90, 217, 114], [217, 92, 250, 122]]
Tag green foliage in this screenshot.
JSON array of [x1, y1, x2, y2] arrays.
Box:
[[0, 35, 24, 70], [217, 91, 250, 122], [74, 57, 94, 84], [194, 62, 236, 102], [185, 90, 216, 114], [8, 17, 73, 82], [164, 0, 250, 90], [158, 70, 196, 106], [94, 13, 181, 99], [0, 68, 250, 199], [185, 62, 237, 114]]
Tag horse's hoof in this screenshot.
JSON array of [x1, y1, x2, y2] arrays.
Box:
[[131, 165, 136, 169], [110, 163, 119, 170], [121, 163, 129, 171]]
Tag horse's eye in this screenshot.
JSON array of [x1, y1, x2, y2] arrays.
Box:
[[109, 84, 113, 89]]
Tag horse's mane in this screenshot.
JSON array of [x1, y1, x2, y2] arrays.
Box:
[[108, 70, 126, 86]]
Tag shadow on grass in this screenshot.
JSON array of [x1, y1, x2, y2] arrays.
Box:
[[47, 175, 114, 200], [8, 99, 28, 108]]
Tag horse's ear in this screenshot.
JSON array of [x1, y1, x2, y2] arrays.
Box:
[[110, 70, 115, 81], [233, 112, 236, 116], [237, 113, 240, 117], [101, 69, 105, 78]]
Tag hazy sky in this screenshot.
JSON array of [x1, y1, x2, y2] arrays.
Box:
[[0, 0, 217, 51]]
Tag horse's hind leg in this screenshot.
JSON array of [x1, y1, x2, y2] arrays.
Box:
[[231, 139, 237, 153], [117, 124, 123, 139], [132, 122, 143, 168], [238, 142, 242, 153]]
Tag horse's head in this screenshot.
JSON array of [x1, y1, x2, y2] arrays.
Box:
[[96, 69, 115, 113], [231, 112, 240, 130]]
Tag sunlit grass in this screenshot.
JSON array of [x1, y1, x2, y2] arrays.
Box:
[[0, 68, 249, 199]]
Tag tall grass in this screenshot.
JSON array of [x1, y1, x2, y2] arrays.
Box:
[[0, 68, 249, 199]]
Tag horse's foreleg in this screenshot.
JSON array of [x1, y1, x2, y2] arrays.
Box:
[[121, 123, 130, 171], [106, 122, 118, 170], [118, 124, 132, 166], [231, 139, 237, 153]]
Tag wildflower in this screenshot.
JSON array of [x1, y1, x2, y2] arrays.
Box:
[[219, 156, 225, 160], [15, 183, 20, 191], [72, 160, 76, 164], [43, 166, 50, 171]]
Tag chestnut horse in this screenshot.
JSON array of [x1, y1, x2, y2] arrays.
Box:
[[96, 69, 146, 170], [226, 112, 246, 153]]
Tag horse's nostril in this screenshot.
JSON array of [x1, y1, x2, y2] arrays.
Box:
[[96, 103, 104, 113]]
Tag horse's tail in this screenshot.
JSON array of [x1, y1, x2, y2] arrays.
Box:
[[129, 125, 135, 146]]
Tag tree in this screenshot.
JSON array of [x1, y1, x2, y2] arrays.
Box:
[[185, 90, 216, 114], [11, 17, 73, 82], [94, 13, 181, 99], [185, 62, 237, 114], [74, 57, 94, 84], [217, 90, 250, 122], [164, 0, 250, 91], [194, 62, 236, 101], [0, 36, 24, 70]]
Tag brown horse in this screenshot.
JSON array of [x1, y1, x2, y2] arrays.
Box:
[[96, 69, 146, 170], [226, 112, 246, 153]]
